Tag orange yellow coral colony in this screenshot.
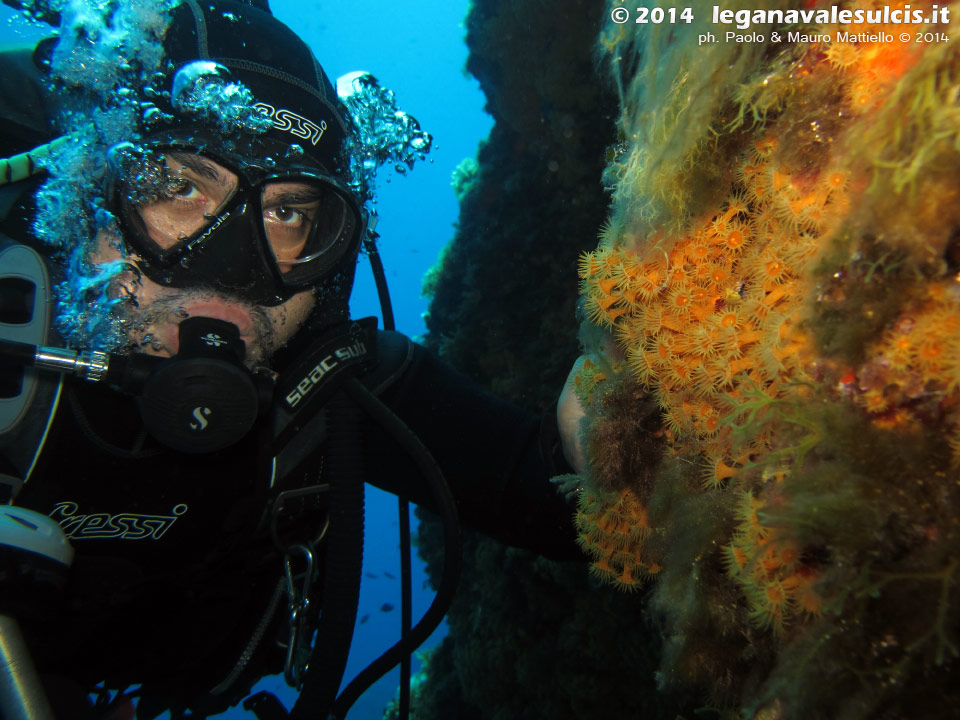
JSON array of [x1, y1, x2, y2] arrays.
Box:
[[577, 488, 660, 591], [574, 8, 960, 638], [577, 140, 827, 604]]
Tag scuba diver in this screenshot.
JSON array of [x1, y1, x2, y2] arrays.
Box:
[[0, 0, 587, 718]]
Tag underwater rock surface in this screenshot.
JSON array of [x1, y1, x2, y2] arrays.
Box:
[[417, 0, 960, 718], [411, 0, 701, 719], [571, 0, 960, 717], [422, 0, 615, 411]]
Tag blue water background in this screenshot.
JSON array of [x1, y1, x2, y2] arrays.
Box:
[[0, 1, 492, 717]]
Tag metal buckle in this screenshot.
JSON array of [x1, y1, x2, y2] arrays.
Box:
[[267, 485, 331, 686], [282, 543, 315, 688], [269, 484, 330, 553]]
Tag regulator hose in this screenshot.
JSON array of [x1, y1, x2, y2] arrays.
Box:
[[322, 378, 462, 720], [363, 226, 395, 333], [289, 390, 365, 720], [363, 226, 411, 719]]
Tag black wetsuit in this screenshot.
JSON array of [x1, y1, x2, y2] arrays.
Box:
[[0, 43, 580, 718]]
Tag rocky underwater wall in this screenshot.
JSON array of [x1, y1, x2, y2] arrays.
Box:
[[412, 0, 960, 718], [574, 0, 960, 716], [411, 0, 693, 718]]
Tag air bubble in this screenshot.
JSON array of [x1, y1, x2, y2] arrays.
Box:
[[172, 60, 272, 135], [30, 0, 181, 353], [336, 71, 433, 203], [142, 105, 163, 126]]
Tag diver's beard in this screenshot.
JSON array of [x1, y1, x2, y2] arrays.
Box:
[[119, 288, 276, 369]]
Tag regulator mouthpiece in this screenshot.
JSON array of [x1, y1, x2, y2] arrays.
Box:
[[138, 317, 262, 453]]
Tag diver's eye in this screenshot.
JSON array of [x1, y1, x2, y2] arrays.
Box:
[[167, 178, 202, 200], [266, 206, 307, 226]]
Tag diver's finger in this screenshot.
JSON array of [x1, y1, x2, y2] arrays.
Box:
[[557, 355, 588, 475]]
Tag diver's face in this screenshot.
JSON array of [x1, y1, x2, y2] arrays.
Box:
[[92, 234, 316, 369], [94, 148, 359, 367]]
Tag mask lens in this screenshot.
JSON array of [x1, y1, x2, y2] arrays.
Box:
[[261, 178, 359, 286], [114, 145, 363, 299], [119, 151, 239, 254]]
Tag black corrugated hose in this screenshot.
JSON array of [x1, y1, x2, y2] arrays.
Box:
[[325, 378, 461, 720], [288, 390, 366, 720], [286, 376, 462, 720], [304, 234, 461, 720], [364, 229, 410, 720]]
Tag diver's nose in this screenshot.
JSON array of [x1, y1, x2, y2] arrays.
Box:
[[181, 205, 268, 294]]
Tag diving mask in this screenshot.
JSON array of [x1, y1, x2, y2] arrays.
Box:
[[109, 141, 365, 306]]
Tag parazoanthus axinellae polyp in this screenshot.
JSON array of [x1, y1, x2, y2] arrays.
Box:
[[725, 477, 824, 636], [578, 14, 960, 620], [578, 141, 838, 479], [575, 143, 842, 593], [856, 284, 960, 457], [816, 3, 923, 112], [576, 488, 660, 591], [567, 3, 960, 716]]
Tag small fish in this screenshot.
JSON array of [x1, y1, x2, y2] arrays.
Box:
[[364, 572, 378, 579], [383, 571, 396, 580], [359, 614, 370, 625], [380, 603, 395, 613]]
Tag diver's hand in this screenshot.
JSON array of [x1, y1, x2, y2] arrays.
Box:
[[557, 356, 588, 475]]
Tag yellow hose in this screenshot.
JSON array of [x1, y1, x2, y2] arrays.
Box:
[[0, 134, 73, 185]]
